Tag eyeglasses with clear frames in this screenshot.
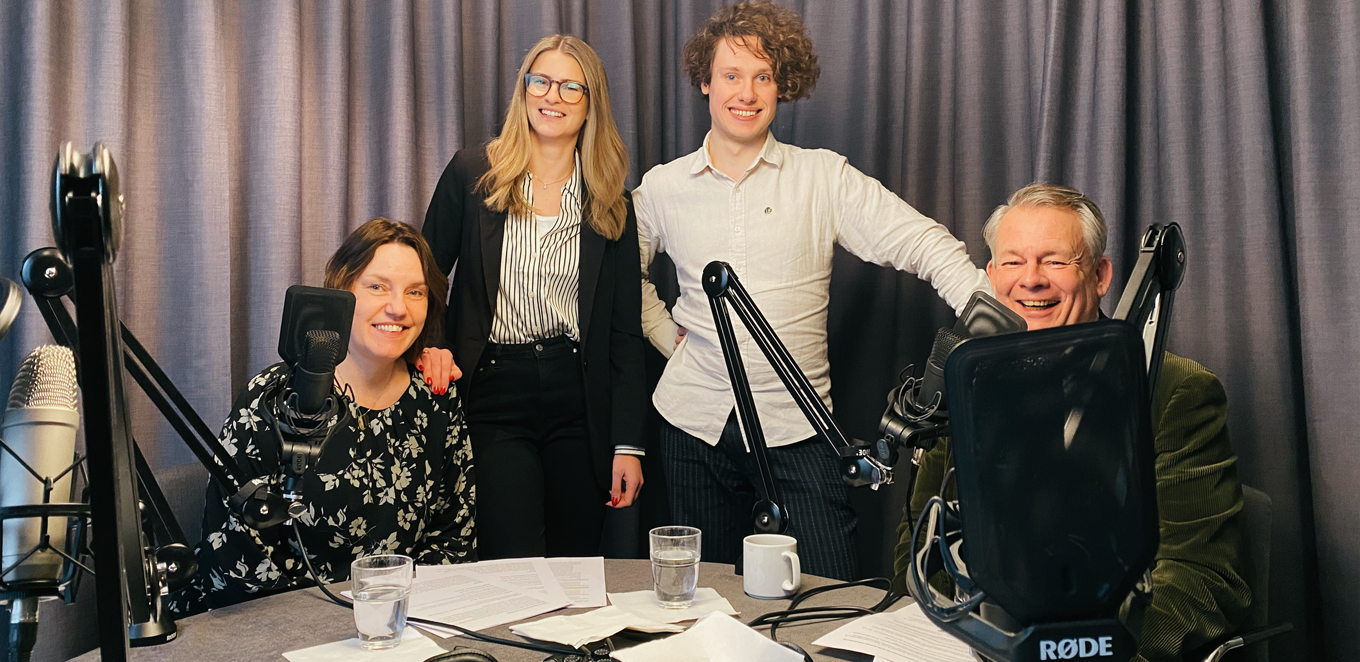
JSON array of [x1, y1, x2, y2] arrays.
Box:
[[524, 73, 588, 104]]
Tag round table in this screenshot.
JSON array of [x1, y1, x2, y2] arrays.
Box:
[[69, 560, 889, 661]]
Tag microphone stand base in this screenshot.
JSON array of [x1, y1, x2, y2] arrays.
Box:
[[128, 616, 177, 647]]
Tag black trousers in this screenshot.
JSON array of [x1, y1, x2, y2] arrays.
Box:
[[465, 336, 606, 559], [659, 413, 859, 581]]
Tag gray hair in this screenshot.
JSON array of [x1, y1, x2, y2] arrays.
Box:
[[983, 183, 1108, 263]]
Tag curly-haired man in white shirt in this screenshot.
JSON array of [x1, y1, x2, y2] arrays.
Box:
[[636, 1, 990, 580]]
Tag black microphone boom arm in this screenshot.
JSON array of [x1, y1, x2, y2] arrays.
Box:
[[49, 142, 174, 659], [702, 262, 890, 534], [1112, 223, 1185, 401]]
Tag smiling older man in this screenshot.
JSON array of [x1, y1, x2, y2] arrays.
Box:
[[892, 184, 1252, 662]]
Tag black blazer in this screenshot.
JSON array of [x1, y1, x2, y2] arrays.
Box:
[[422, 146, 647, 490]]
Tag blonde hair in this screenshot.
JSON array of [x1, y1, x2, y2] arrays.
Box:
[[478, 35, 629, 240]]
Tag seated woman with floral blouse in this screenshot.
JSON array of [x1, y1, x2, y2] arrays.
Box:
[[171, 218, 475, 614]]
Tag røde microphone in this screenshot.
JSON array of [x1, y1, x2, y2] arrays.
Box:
[[912, 327, 967, 414], [1, 345, 80, 590], [901, 293, 1026, 418], [290, 329, 342, 418]]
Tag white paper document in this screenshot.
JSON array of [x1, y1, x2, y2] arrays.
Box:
[[512, 605, 685, 648], [547, 556, 608, 607], [434, 557, 572, 607], [611, 612, 804, 662], [402, 569, 570, 637], [282, 627, 444, 662], [607, 588, 739, 624], [812, 605, 975, 662]]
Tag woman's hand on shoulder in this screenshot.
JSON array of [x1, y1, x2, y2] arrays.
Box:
[[417, 347, 461, 394], [608, 455, 643, 508]]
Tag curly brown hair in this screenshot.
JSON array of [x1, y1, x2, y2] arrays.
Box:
[[682, 1, 820, 102]]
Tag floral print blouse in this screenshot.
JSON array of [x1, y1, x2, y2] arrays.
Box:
[[169, 362, 476, 614]]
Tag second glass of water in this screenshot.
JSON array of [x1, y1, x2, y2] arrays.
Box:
[[351, 554, 413, 650], [649, 526, 701, 608]]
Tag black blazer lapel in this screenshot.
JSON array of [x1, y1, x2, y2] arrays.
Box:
[[577, 222, 605, 345], [481, 205, 506, 316]]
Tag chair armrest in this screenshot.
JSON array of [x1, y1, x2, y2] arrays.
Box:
[[1201, 623, 1294, 662]]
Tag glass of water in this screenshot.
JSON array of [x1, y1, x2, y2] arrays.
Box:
[[351, 554, 413, 650], [649, 526, 701, 608]]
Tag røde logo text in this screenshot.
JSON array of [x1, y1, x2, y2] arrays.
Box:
[[1038, 636, 1114, 660]]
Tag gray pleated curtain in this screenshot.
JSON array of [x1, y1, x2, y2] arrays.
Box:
[[1, 2, 1353, 661]]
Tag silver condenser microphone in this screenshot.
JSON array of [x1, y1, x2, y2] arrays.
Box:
[[1, 345, 80, 661]]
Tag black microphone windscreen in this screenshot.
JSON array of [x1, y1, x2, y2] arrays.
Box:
[[928, 327, 968, 369], [916, 327, 967, 412], [302, 330, 343, 373], [293, 330, 342, 418]]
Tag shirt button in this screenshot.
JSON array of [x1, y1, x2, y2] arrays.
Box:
[[765, 207, 772, 214]]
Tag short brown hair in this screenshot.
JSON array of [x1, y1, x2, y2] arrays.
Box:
[[682, 1, 820, 102], [323, 218, 448, 363]]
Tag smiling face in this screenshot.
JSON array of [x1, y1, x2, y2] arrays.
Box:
[[525, 49, 589, 146], [347, 243, 428, 370], [986, 205, 1113, 330], [702, 36, 779, 153]]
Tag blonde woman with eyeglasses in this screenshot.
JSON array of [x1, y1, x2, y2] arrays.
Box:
[[422, 35, 645, 559]]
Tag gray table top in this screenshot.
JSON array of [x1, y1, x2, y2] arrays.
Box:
[[70, 560, 892, 661]]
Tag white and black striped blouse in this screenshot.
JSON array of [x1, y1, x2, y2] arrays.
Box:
[[490, 154, 583, 344]]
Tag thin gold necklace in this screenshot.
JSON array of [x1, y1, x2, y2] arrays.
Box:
[[531, 170, 572, 191]]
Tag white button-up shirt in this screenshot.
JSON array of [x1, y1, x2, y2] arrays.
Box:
[[636, 132, 991, 447]]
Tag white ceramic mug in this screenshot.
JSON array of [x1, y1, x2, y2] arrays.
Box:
[[743, 534, 801, 599]]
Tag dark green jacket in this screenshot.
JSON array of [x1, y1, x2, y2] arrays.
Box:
[[890, 352, 1252, 662]]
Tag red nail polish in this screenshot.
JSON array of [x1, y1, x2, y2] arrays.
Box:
[[611, 497, 619, 506], [417, 364, 424, 371], [426, 378, 433, 385]]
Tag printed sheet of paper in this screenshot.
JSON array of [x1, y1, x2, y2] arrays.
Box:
[[546, 556, 608, 607], [282, 627, 444, 661], [402, 570, 569, 637], [429, 557, 571, 607], [811, 605, 974, 662]]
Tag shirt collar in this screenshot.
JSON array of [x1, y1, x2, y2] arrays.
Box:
[[689, 131, 784, 176]]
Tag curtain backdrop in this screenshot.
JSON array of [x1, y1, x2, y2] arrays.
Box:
[[2, 1, 1353, 660]]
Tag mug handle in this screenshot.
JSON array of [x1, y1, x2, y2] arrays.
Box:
[[782, 550, 801, 592]]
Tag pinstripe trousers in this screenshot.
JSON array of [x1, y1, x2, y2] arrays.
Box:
[[659, 413, 859, 581]]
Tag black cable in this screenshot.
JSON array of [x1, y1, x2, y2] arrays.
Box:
[[746, 577, 904, 641], [907, 497, 986, 622], [289, 522, 599, 659]]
